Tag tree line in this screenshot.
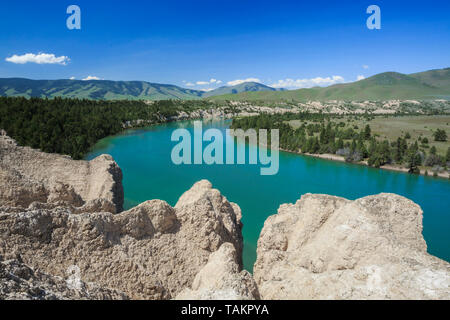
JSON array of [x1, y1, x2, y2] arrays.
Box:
[[231, 113, 450, 175]]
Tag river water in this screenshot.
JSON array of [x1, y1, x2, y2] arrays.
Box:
[[86, 119, 450, 271]]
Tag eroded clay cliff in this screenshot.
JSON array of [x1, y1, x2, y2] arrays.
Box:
[[0, 179, 250, 299], [254, 193, 450, 299], [0, 134, 123, 212], [175, 243, 260, 300], [1, 133, 449, 300], [0, 258, 128, 300]]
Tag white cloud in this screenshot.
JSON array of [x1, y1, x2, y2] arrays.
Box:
[[187, 78, 223, 87], [357, 75, 366, 81], [270, 76, 345, 89], [82, 75, 102, 81], [363, 65, 369, 69], [5, 53, 70, 65], [70, 76, 76, 80], [227, 78, 261, 86]]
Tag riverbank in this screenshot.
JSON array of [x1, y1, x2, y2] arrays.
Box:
[[277, 147, 450, 179], [232, 133, 450, 180]]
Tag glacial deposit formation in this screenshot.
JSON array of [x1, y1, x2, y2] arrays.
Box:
[[254, 193, 450, 299], [0, 133, 124, 213], [0, 134, 449, 299]]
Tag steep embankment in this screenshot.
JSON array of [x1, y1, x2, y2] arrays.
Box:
[[0, 180, 257, 300], [254, 193, 450, 299], [0, 132, 124, 212]]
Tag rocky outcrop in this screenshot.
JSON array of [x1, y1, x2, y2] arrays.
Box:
[[2, 131, 449, 300], [175, 180, 244, 267], [0, 257, 128, 300], [0, 134, 123, 212], [175, 243, 259, 300], [0, 180, 245, 300], [254, 193, 450, 299]]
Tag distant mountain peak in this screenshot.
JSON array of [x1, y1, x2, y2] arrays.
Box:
[[202, 81, 281, 98]]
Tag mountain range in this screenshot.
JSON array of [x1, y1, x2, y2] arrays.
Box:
[[209, 68, 450, 102], [0, 78, 204, 100], [0, 67, 449, 101]]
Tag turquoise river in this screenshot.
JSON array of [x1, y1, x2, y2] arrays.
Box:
[[86, 119, 450, 272]]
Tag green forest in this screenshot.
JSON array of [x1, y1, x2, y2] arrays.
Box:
[[0, 97, 214, 159], [231, 113, 450, 175]]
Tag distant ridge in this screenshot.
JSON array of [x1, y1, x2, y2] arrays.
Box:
[[202, 81, 282, 98], [209, 68, 450, 102], [0, 78, 204, 100], [1, 67, 449, 101], [0, 78, 280, 100]]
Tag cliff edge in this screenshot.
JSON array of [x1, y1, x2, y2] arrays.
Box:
[[0, 180, 254, 299], [0, 133, 124, 213], [254, 193, 450, 299]]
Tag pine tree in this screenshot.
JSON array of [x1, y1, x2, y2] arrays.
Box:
[[319, 126, 326, 144], [430, 145, 437, 155], [311, 137, 320, 153], [434, 129, 447, 142], [368, 138, 377, 155], [351, 139, 357, 152], [364, 124, 371, 140], [336, 138, 344, 150], [394, 137, 405, 163], [406, 141, 421, 174], [357, 137, 368, 158]]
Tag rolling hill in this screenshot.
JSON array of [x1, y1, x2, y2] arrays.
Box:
[[0, 78, 205, 100], [208, 68, 450, 102], [409, 68, 450, 91], [0, 78, 281, 100]]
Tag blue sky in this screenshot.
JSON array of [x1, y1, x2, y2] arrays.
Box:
[[0, 0, 449, 90]]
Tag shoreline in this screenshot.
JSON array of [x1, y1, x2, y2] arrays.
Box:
[[293, 151, 450, 179], [102, 115, 450, 181]]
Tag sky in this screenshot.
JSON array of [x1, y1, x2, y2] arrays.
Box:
[[0, 0, 449, 90]]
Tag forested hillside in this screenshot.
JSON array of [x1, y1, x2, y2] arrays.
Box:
[[0, 97, 212, 159]]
